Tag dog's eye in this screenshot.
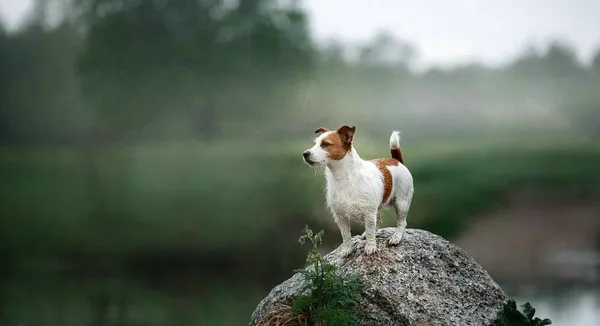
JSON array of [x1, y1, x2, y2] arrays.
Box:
[[321, 142, 331, 147]]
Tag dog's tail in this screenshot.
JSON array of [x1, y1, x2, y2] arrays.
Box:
[[389, 131, 405, 164]]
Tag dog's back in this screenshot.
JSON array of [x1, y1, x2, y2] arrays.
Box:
[[368, 131, 412, 207]]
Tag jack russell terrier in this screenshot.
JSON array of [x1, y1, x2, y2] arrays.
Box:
[[302, 125, 414, 256]]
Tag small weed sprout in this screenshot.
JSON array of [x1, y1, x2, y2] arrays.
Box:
[[291, 225, 363, 326]]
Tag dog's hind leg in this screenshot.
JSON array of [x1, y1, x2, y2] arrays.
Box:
[[389, 189, 413, 245]]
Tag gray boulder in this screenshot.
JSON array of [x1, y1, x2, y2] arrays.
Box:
[[250, 228, 508, 326]]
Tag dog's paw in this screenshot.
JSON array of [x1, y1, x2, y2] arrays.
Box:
[[364, 241, 377, 256], [339, 243, 354, 257], [388, 231, 404, 245]]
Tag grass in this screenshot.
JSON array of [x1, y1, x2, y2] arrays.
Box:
[[1, 139, 599, 326], [2, 274, 263, 326], [405, 142, 600, 239], [1, 139, 599, 256]]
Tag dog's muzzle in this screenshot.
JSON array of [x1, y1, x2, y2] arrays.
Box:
[[302, 150, 314, 165]]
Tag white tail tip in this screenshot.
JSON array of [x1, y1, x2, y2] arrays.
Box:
[[389, 130, 401, 149]]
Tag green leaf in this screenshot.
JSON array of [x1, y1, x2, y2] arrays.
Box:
[[292, 294, 313, 313], [493, 299, 552, 326], [532, 317, 552, 326], [520, 302, 535, 320], [292, 225, 363, 325]]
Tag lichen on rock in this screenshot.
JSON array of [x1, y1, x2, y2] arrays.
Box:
[[250, 228, 508, 326]]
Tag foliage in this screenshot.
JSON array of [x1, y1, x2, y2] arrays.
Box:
[[74, 0, 313, 137], [1, 141, 600, 256], [494, 299, 552, 326], [1, 1, 600, 143], [291, 226, 363, 326], [408, 143, 600, 240]]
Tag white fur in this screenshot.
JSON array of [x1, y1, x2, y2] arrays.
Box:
[[303, 131, 414, 256], [304, 131, 334, 167], [390, 131, 401, 149]]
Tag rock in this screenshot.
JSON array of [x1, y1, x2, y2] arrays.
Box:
[[250, 228, 508, 326]]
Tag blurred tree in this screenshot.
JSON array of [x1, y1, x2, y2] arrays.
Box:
[[568, 92, 600, 139], [591, 47, 600, 73], [541, 42, 598, 139], [75, 0, 314, 139], [358, 31, 416, 68], [0, 24, 11, 143], [544, 41, 582, 77], [23, 0, 49, 26], [504, 41, 585, 126], [0, 0, 83, 145], [319, 39, 347, 68], [506, 41, 582, 80], [563, 75, 600, 139], [0, 0, 597, 144], [69, 1, 317, 271], [350, 31, 416, 131], [505, 45, 545, 77]]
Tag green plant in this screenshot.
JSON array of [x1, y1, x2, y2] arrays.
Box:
[[291, 226, 363, 326], [494, 299, 552, 326]]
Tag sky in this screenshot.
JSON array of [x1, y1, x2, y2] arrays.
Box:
[[1, 0, 599, 69]]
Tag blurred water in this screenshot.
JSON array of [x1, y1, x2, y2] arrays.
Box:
[[3, 274, 599, 325], [496, 249, 600, 325], [515, 289, 600, 326]]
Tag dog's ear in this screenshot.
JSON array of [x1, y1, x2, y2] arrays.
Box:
[[337, 125, 356, 148], [314, 127, 329, 134]]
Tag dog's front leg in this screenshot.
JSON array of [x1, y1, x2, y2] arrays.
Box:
[[334, 212, 353, 257], [363, 210, 378, 255], [361, 210, 380, 240]]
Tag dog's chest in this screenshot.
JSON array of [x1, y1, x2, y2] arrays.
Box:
[[325, 167, 383, 219]]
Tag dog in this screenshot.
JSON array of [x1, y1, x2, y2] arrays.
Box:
[[302, 125, 414, 256]]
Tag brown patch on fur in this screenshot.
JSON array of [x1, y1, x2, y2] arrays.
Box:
[[370, 158, 399, 204], [391, 147, 405, 165], [314, 127, 329, 134], [321, 131, 350, 160]]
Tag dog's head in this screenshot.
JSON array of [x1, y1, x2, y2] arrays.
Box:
[[302, 125, 356, 166]]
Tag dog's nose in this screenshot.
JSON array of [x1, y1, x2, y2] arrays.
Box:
[[303, 151, 310, 159]]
